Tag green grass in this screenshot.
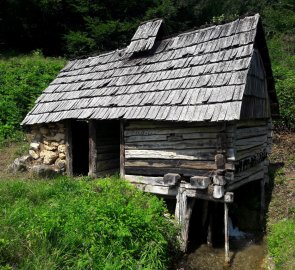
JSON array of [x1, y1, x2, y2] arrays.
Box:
[[0, 176, 178, 270], [267, 219, 295, 270]]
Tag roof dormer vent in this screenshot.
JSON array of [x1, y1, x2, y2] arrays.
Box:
[[126, 19, 165, 54]]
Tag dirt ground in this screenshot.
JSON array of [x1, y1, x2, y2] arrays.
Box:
[[267, 132, 295, 224], [0, 141, 32, 180]]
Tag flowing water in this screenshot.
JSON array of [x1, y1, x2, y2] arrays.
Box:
[[174, 219, 266, 270]]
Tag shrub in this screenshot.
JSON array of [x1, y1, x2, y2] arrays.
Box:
[[0, 177, 178, 269], [0, 52, 65, 144]]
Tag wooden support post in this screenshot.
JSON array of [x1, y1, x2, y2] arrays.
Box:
[[65, 120, 73, 177], [120, 120, 125, 179], [224, 202, 230, 266], [201, 200, 212, 247], [260, 178, 265, 229], [175, 185, 195, 252], [88, 120, 97, 178], [206, 203, 213, 247]]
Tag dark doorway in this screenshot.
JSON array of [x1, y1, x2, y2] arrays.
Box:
[[72, 120, 89, 175], [188, 200, 224, 251]]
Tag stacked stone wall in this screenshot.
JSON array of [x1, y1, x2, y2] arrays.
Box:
[[28, 122, 67, 173]]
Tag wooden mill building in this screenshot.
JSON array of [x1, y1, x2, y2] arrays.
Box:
[[22, 14, 278, 257]]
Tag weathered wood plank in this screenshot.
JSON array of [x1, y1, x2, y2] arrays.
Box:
[[97, 152, 119, 161], [125, 149, 215, 160], [89, 120, 97, 177], [97, 144, 119, 154], [65, 120, 73, 176], [125, 174, 178, 187], [125, 120, 224, 130], [124, 126, 224, 136], [120, 120, 125, 178], [226, 169, 264, 191], [97, 158, 120, 171], [125, 166, 211, 177], [175, 186, 195, 252], [231, 162, 264, 182], [132, 183, 178, 196], [125, 132, 217, 143], [125, 139, 217, 150], [125, 159, 216, 170], [236, 119, 267, 128]]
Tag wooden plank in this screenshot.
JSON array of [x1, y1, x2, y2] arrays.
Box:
[[97, 158, 120, 171], [125, 174, 177, 187], [227, 169, 264, 191], [236, 119, 267, 128], [124, 126, 223, 136], [125, 159, 216, 170], [125, 120, 223, 130], [132, 183, 178, 196], [235, 143, 267, 160], [125, 166, 211, 177], [97, 144, 119, 154], [232, 162, 264, 182], [175, 186, 195, 252], [125, 149, 215, 160], [120, 120, 125, 178], [65, 120, 73, 176], [125, 139, 217, 150], [224, 203, 230, 266], [89, 120, 97, 177], [97, 152, 119, 161], [125, 132, 217, 143]]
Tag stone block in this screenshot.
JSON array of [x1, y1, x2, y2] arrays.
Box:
[[40, 150, 59, 165], [29, 149, 39, 159]]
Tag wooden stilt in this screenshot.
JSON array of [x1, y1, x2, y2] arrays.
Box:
[[175, 185, 195, 252], [224, 202, 230, 266], [260, 178, 265, 229], [207, 206, 213, 247]]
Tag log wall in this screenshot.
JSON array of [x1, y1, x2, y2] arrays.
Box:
[[226, 119, 272, 190], [124, 121, 229, 178]]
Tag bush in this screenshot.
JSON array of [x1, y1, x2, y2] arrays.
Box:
[[0, 177, 178, 269], [0, 52, 65, 144], [267, 219, 295, 270]]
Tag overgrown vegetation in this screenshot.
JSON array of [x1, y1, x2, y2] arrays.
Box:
[[267, 133, 295, 269], [0, 176, 177, 269], [0, 52, 65, 144]]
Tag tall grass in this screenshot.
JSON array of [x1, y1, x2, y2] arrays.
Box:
[[0, 176, 178, 269]]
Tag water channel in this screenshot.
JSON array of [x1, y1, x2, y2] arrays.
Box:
[[175, 235, 266, 270]]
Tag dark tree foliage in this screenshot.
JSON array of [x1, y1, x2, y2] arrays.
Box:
[[0, 0, 285, 58]]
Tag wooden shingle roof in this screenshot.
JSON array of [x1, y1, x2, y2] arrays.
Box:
[[22, 14, 276, 125]]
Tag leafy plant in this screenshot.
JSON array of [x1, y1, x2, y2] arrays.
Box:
[[0, 177, 178, 269], [0, 52, 65, 145]]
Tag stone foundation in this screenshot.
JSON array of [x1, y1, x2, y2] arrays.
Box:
[[28, 122, 67, 173]]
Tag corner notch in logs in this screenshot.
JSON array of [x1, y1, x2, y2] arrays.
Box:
[[163, 173, 181, 186], [213, 133, 227, 199]]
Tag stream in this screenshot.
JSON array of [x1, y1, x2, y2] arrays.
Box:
[[174, 219, 266, 270]]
